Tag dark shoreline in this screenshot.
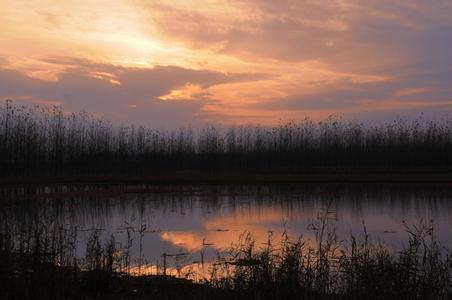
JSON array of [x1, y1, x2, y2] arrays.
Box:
[[1, 168, 451, 186], [0, 252, 339, 300]]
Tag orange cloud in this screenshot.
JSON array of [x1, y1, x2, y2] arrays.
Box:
[[1, 0, 452, 125]]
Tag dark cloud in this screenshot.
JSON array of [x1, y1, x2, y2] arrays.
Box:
[[0, 67, 203, 127], [0, 60, 267, 127], [40, 56, 124, 72], [116, 65, 268, 100], [41, 56, 269, 90]]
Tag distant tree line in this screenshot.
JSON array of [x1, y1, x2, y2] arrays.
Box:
[[1, 100, 452, 175]]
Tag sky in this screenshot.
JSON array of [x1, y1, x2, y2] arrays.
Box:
[[1, 0, 452, 127]]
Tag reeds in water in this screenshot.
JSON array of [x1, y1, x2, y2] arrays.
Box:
[[209, 220, 450, 299], [1, 215, 449, 299]]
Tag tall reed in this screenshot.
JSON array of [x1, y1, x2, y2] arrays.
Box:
[[1, 101, 452, 175]]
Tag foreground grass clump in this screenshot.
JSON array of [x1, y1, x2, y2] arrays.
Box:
[[0, 224, 236, 300], [209, 222, 450, 300], [1, 100, 452, 176], [1, 217, 450, 299]]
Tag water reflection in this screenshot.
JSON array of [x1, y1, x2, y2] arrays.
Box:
[[1, 184, 452, 275]]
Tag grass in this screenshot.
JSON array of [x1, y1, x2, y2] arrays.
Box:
[[209, 220, 450, 299], [1, 207, 450, 299]]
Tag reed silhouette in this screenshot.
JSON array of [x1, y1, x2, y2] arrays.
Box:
[[1, 100, 452, 177]]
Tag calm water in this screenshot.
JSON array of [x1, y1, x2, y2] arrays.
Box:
[[2, 184, 452, 277]]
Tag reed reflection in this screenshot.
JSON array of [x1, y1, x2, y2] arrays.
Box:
[[1, 184, 452, 275]]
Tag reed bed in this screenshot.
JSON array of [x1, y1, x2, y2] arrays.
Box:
[[209, 222, 450, 299], [1, 100, 452, 176], [1, 213, 450, 299]]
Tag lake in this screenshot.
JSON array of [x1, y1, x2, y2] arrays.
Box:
[[1, 184, 451, 279]]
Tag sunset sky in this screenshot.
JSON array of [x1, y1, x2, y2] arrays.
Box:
[[1, 0, 452, 126]]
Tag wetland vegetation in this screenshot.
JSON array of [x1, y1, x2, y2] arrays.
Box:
[[1, 101, 452, 299], [1, 207, 450, 299], [1, 101, 452, 183]]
